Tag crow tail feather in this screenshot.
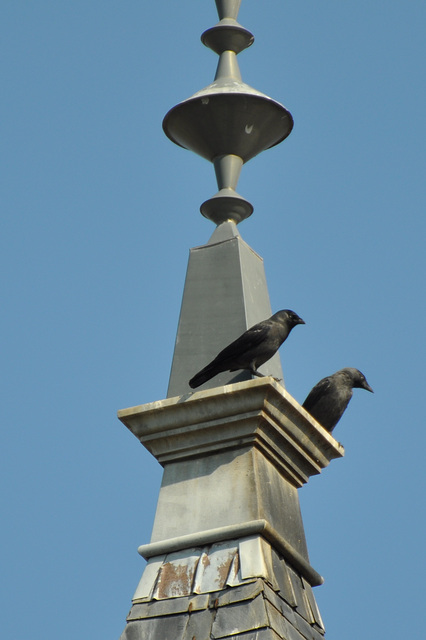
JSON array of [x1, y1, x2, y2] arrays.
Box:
[[189, 364, 217, 389]]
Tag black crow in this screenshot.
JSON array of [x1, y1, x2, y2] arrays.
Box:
[[302, 368, 373, 432], [189, 309, 305, 389]]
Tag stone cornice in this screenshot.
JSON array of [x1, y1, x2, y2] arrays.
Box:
[[118, 377, 344, 488]]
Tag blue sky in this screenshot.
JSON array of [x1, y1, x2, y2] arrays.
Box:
[[1, 2, 425, 638]]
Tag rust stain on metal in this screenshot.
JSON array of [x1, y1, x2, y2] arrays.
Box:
[[155, 561, 195, 599], [217, 557, 232, 587], [202, 553, 211, 569], [194, 546, 238, 593]]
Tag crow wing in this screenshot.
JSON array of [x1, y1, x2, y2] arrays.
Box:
[[209, 322, 272, 369], [302, 376, 333, 412]]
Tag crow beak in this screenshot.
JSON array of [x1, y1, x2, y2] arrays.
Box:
[[363, 381, 374, 393], [297, 317, 306, 325]]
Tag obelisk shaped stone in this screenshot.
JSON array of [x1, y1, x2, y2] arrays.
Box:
[[167, 221, 284, 397]]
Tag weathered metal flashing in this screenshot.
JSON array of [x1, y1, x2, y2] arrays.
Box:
[[137, 523, 323, 587], [129, 538, 324, 637]]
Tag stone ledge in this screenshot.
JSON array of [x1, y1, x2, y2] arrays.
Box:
[[118, 377, 344, 488]]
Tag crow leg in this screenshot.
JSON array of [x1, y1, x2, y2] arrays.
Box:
[[250, 368, 265, 378], [250, 367, 282, 384]]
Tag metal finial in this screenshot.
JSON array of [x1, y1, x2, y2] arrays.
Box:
[[162, 1, 293, 224], [202, 0, 254, 55]]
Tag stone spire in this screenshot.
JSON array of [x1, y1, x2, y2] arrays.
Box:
[[118, 2, 344, 638]]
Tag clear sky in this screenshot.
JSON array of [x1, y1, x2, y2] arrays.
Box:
[[1, 2, 425, 638]]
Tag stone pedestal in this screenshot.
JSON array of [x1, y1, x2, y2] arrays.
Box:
[[118, 378, 344, 639]]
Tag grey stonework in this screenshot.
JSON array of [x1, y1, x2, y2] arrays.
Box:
[[118, 380, 343, 639]]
